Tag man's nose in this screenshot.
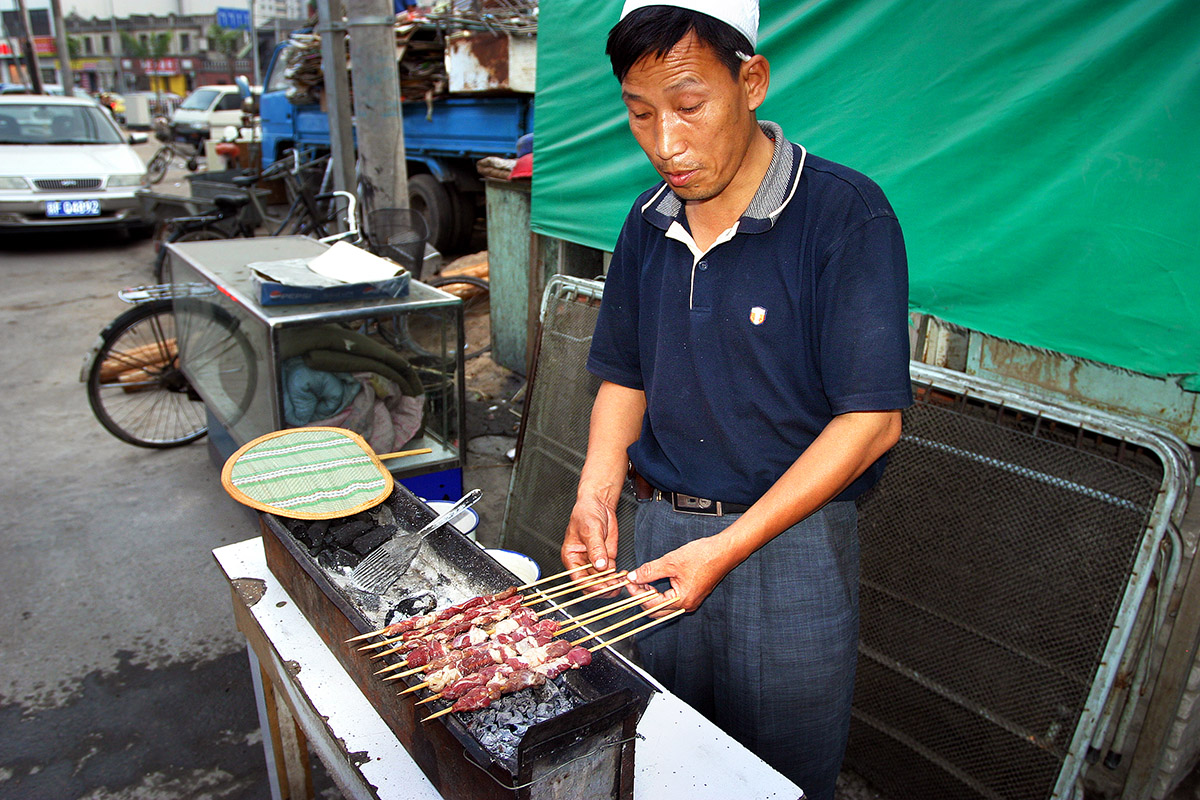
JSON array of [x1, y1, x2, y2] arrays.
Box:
[[654, 114, 687, 161]]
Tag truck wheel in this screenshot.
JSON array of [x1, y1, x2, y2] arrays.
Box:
[[409, 174, 455, 255]]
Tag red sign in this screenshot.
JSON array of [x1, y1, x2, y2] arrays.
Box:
[[138, 58, 179, 76], [34, 36, 55, 55]]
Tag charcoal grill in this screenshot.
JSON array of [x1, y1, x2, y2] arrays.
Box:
[[260, 480, 656, 800]]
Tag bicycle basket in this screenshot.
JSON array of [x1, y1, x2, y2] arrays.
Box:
[[366, 208, 428, 279]]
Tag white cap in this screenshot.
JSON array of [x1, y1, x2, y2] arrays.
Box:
[[619, 0, 759, 50]]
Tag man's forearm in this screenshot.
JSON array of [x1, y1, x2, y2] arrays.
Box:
[[712, 410, 902, 568], [577, 381, 646, 508]]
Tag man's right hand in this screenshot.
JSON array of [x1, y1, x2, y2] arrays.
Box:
[[562, 492, 621, 573]]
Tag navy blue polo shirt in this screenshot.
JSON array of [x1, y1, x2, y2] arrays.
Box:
[[587, 121, 912, 505]]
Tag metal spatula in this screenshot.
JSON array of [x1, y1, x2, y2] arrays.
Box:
[[352, 489, 482, 594]]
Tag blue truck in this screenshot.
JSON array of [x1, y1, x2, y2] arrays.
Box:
[[257, 40, 533, 253]]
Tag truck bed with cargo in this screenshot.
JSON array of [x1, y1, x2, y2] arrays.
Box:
[[257, 34, 533, 254]]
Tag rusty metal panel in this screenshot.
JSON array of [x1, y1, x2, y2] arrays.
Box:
[[446, 31, 536, 93]]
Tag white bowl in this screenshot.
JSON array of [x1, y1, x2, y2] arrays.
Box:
[[485, 549, 540, 584], [421, 499, 480, 540]]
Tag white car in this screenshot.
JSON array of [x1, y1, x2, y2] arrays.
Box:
[[170, 85, 251, 145], [0, 95, 151, 233]]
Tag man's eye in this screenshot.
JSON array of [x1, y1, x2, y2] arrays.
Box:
[[680, 104, 701, 114], [631, 111, 651, 120]]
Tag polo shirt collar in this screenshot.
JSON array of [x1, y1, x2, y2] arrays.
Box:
[[639, 120, 807, 235]]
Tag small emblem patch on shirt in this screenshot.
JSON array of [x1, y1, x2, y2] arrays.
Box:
[[749, 306, 767, 326]]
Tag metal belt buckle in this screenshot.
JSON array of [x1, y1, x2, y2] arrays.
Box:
[[671, 493, 722, 516]]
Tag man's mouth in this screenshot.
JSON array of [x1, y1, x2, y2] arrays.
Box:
[[663, 169, 698, 188]]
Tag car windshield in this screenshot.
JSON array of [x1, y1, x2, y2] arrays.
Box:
[[179, 89, 219, 111], [0, 103, 124, 145]]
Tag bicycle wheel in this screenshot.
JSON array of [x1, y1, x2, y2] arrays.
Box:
[[427, 275, 491, 359], [154, 227, 230, 283], [86, 300, 207, 448], [146, 147, 171, 184]]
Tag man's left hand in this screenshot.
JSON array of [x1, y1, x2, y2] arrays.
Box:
[[626, 535, 738, 615]]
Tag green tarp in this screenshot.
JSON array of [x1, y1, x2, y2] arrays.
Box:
[[531, 0, 1200, 385]]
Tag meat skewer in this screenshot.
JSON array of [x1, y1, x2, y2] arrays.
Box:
[[370, 598, 529, 659], [377, 591, 652, 678], [398, 623, 565, 692], [356, 587, 531, 651], [344, 564, 598, 644], [420, 607, 685, 723], [345, 586, 520, 643], [409, 597, 674, 705], [355, 570, 614, 653]]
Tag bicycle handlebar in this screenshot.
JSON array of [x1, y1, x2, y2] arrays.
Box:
[[317, 190, 360, 245]]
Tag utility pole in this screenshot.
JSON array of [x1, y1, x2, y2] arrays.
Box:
[[107, 0, 123, 92], [49, 0, 73, 91], [343, 0, 407, 221], [15, 0, 44, 93], [316, 0, 355, 202]]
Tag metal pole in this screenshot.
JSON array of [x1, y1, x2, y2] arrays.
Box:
[[249, 0, 261, 87], [316, 0, 355, 201], [15, 0, 43, 93], [343, 0, 407, 223], [49, 0, 72, 91], [109, 1, 124, 92]]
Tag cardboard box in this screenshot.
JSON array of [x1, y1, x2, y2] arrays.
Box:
[[251, 270, 410, 305]]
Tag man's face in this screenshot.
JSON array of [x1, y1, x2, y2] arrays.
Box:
[[620, 32, 765, 204]]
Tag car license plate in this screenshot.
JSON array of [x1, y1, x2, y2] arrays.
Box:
[[46, 199, 101, 218]]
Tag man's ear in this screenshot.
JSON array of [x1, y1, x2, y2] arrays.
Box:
[[741, 54, 770, 112]]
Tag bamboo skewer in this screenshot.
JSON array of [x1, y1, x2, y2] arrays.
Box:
[[533, 578, 634, 617], [522, 569, 622, 604], [422, 705, 458, 723], [554, 591, 656, 636], [514, 564, 591, 591], [588, 607, 687, 654], [570, 598, 677, 646]]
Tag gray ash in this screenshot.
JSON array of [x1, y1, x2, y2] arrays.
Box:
[[277, 491, 480, 631], [459, 680, 577, 770]]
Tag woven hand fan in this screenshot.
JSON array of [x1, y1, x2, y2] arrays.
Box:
[[220, 426, 430, 520]]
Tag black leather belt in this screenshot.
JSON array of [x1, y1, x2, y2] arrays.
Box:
[[629, 467, 750, 516]]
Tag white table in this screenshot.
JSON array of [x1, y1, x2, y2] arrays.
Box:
[[213, 537, 803, 800]]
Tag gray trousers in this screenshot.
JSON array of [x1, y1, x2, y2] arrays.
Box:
[[634, 498, 860, 800]]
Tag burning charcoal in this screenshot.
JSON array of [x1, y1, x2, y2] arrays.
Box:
[[369, 504, 395, 527], [385, 591, 437, 624], [304, 519, 330, 551], [351, 524, 395, 555], [329, 519, 373, 548], [316, 547, 359, 569]]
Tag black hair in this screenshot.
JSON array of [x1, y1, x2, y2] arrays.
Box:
[[606, 6, 753, 83]]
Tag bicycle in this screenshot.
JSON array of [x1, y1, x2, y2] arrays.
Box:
[[153, 159, 359, 282], [81, 284, 258, 448], [145, 117, 205, 184]]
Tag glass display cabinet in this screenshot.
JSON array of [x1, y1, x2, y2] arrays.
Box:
[[166, 236, 465, 499]]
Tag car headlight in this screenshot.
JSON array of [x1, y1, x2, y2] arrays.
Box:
[[0, 177, 29, 190], [107, 174, 145, 187]]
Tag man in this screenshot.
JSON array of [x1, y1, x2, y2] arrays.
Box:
[[560, 1, 912, 797]]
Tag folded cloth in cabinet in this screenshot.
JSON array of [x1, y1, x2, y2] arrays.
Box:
[[303, 350, 423, 398], [310, 372, 424, 453], [281, 357, 361, 426]]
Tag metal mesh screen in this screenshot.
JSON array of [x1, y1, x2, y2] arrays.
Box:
[[501, 277, 641, 578], [848, 376, 1167, 800]]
